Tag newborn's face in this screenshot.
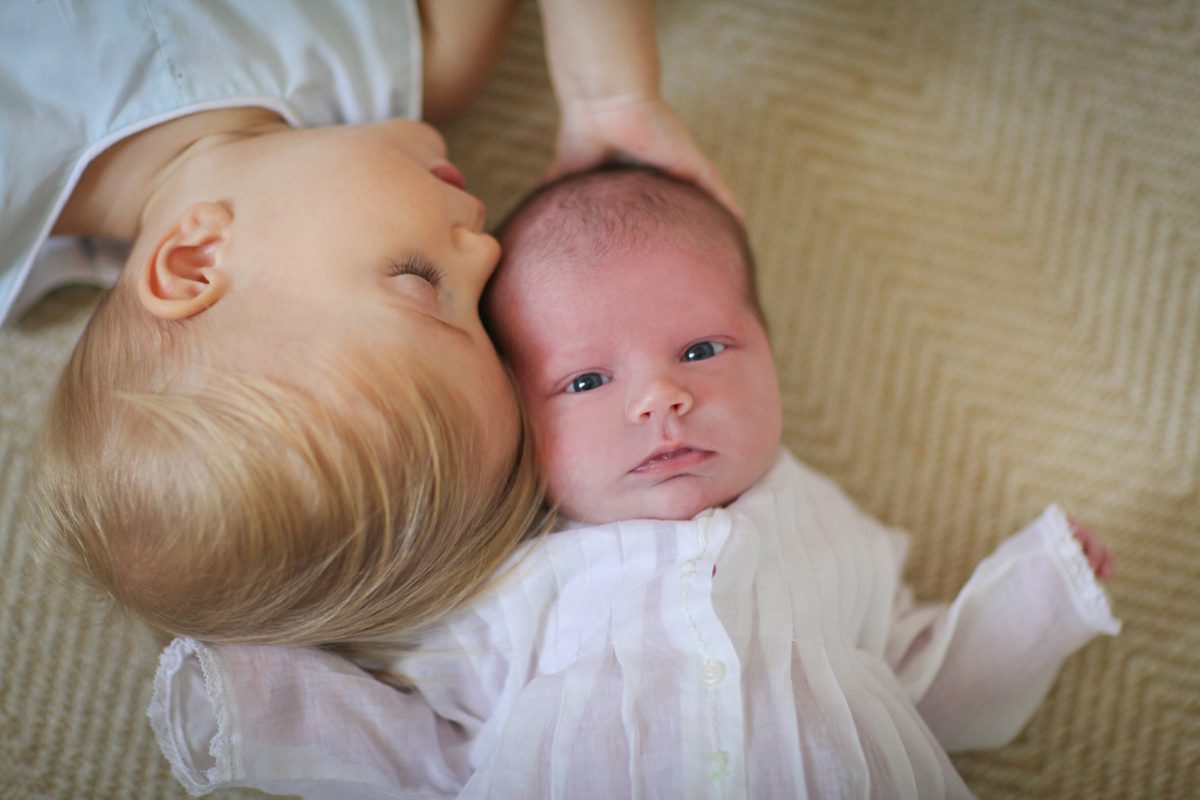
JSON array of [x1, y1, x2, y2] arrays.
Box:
[[492, 236, 783, 523]]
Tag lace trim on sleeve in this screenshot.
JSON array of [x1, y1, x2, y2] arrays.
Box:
[[147, 637, 234, 795], [1039, 504, 1122, 636]]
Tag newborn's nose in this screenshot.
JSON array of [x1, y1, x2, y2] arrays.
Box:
[[629, 378, 693, 422]]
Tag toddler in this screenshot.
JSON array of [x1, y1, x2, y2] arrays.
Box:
[[150, 166, 1119, 799], [12, 1, 733, 651]]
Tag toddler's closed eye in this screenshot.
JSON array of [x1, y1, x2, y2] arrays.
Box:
[[388, 256, 443, 287]]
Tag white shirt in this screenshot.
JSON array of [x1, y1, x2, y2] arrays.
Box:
[[0, 0, 422, 327], [149, 450, 1119, 799]]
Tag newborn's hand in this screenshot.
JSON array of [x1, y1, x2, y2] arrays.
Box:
[[1069, 517, 1114, 580], [544, 94, 742, 220]]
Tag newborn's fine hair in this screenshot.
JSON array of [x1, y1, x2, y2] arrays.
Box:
[[491, 164, 763, 322]]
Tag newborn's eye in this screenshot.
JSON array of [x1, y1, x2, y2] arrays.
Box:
[[566, 373, 611, 393], [387, 256, 443, 287], [682, 341, 726, 362]]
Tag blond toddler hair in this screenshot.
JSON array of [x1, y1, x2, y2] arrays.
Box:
[[32, 272, 546, 650]]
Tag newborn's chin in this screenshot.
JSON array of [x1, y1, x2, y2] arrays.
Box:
[[564, 479, 739, 525]]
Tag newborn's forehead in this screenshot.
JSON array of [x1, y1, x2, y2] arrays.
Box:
[[509, 234, 747, 303], [498, 243, 751, 375]]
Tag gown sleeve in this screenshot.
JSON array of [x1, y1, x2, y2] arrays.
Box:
[[147, 637, 474, 799], [884, 504, 1121, 752]]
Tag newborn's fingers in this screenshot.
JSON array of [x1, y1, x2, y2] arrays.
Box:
[[1068, 517, 1113, 580], [1097, 542, 1115, 580]]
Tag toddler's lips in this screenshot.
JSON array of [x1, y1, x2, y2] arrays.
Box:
[[432, 162, 467, 190], [631, 447, 713, 475]]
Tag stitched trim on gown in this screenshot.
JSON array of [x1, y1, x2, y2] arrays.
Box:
[[1039, 504, 1122, 636], [147, 637, 234, 795]]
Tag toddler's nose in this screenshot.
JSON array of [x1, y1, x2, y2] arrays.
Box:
[[629, 378, 693, 423]]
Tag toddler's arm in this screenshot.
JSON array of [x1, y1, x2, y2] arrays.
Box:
[[886, 505, 1120, 751], [537, 0, 741, 217]]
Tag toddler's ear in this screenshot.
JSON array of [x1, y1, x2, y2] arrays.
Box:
[[137, 202, 232, 319]]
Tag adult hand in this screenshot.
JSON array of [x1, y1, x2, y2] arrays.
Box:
[[543, 94, 743, 222]]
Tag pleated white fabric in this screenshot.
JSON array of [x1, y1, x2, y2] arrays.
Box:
[[150, 450, 1119, 799]]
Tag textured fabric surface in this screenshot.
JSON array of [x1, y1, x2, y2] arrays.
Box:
[[1, 1, 1196, 798]]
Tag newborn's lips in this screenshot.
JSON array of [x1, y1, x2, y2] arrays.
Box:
[[630, 446, 714, 475], [431, 162, 467, 190]]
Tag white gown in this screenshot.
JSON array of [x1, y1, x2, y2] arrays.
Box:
[[149, 450, 1119, 799]]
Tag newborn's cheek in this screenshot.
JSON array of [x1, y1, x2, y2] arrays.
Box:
[[543, 454, 608, 522], [534, 425, 577, 507]]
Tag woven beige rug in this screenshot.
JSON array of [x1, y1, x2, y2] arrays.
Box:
[[2, 1, 1197, 798]]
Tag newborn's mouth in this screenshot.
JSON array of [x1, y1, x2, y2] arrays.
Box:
[[631, 446, 714, 474]]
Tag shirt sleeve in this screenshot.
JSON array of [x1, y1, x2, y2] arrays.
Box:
[[884, 504, 1121, 752], [147, 638, 473, 799]]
